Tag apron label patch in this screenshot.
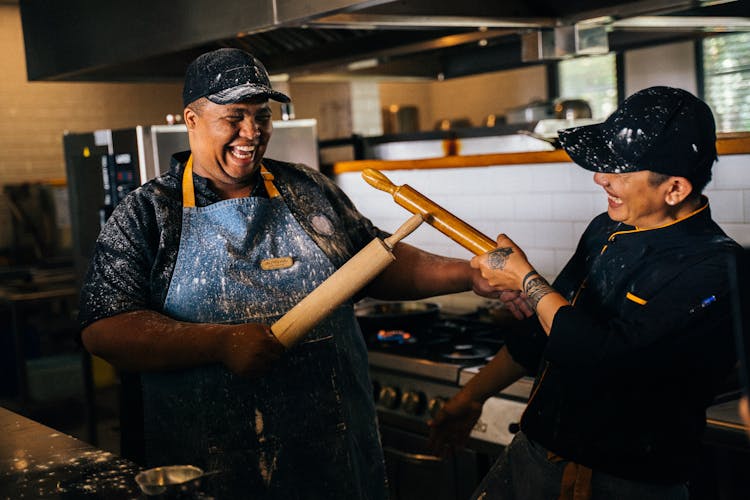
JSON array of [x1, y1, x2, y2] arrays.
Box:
[[260, 256, 294, 270]]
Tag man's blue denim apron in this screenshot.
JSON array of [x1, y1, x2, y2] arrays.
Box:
[[141, 156, 386, 499]]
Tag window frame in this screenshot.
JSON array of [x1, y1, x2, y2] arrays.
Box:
[[552, 53, 623, 118]]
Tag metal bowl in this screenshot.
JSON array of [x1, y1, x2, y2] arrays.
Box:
[[134, 465, 205, 496]]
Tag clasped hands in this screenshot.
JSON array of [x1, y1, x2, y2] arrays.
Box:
[[471, 234, 536, 320]]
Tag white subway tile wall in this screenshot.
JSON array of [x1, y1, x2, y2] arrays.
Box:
[[350, 81, 383, 137], [336, 153, 750, 281], [713, 154, 750, 189]]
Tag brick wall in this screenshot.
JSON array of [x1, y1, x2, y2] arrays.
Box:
[[0, 5, 182, 254]]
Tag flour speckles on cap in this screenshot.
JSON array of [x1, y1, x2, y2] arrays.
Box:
[[558, 86, 717, 179]]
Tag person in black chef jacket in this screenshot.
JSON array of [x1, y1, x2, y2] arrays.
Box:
[[429, 86, 741, 500], [78, 48, 495, 500]]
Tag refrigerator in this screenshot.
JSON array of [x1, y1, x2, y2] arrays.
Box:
[[63, 119, 319, 287]]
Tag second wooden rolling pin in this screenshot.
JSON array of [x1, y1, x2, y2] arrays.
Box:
[[362, 168, 496, 255], [271, 213, 423, 348]]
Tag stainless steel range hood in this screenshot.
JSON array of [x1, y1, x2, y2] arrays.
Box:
[[18, 0, 750, 82]]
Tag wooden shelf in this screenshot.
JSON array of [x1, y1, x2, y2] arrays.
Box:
[[333, 134, 750, 174]]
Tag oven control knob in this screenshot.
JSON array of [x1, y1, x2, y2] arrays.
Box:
[[428, 397, 447, 418], [401, 391, 426, 415], [379, 386, 400, 409]]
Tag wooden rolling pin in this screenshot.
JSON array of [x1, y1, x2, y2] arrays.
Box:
[[362, 168, 496, 255], [272, 213, 423, 348]]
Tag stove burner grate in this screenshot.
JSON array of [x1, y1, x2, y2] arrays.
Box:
[[437, 343, 494, 362], [365, 315, 505, 366]]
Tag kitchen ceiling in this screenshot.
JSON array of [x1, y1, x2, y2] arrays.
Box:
[[18, 0, 750, 82]]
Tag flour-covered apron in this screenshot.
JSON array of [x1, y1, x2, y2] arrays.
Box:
[[141, 156, 386, 499]]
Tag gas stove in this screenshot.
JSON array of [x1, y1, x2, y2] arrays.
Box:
[[366, 316, 503, 383], [363, 313, 532, 449]]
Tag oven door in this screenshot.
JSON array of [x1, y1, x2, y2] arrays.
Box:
[[380, 424, 495, 500]]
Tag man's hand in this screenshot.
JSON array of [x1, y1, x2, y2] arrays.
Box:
[[428, 391, 484, 455], [470, 235, 536, 320], [219, 323, 285, 378], [471, 234, 534, 291], [498, 290, 535, 320], [471, 266, 501, 299]]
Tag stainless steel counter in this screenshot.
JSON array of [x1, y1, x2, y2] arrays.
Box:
[[705, 396, 750, 450], [0, 406, 142, 498]]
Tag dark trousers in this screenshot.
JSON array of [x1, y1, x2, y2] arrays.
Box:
[[472, 432, 688, 500]]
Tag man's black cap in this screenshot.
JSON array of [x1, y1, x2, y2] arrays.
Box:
[[182, 48, 291, 107], [558, 86, 717, 178]]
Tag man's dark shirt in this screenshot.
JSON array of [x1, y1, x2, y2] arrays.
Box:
[[79, 152, 384, 328]]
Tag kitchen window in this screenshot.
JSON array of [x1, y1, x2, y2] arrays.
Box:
[[702, 32, 750, 132], [558, 53, 618, 120]]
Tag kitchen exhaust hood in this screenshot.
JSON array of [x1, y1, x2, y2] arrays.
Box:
[[18, 0, 750, 82]]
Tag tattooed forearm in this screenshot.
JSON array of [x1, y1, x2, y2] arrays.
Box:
[[524, 276, 555, 309], [487, 247, 513, 269]]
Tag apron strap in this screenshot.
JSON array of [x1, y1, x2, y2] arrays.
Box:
[[548, 451, 593, 500], [182, 155, 196, 208], [181, 154, 280, 207], [260, 167, 281, 199]]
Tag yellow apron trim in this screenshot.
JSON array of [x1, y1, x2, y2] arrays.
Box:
[[182, 155, 196, 208], [625, 292, 647, 305], [181, 155, 280, 205], [260, 166, 281, 199]]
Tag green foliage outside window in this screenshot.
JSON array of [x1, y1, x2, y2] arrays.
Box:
[[703, 33, 750, 132], [558, 54, 618, 120]]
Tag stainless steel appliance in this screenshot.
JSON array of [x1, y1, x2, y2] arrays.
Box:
[[359, 304, 532, 500]]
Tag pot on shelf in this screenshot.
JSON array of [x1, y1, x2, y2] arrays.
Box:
[[554, 99, 592, 120], [505, 99, 555, 124]]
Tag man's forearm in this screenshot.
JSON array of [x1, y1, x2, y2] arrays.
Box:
[[460, 345, 527, 404], [81, 310, 227, 372], [365, 242, 473, 299], [522, 271, 570, 335]]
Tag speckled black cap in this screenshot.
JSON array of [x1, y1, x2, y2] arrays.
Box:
[[182, 48, 290, 107], [558, 86, 717, 178]]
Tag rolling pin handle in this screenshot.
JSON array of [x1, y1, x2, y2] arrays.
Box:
[[383, 213, 424, 249], [362, 168, 398, 195]]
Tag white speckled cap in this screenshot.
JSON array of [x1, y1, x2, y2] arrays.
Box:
[[557, 86, 717, 178], [183, 48, 290, 107]]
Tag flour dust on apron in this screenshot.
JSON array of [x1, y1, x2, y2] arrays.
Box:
[[141, 161, 387, 499]]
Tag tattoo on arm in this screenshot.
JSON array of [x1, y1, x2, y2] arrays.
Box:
[[487, 247, 513, 269], [525, 276, 555, 309]]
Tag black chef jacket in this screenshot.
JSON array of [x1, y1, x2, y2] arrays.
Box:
[[506, 199, 741, 483]]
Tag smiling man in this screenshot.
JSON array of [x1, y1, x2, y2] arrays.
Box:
[[429, 87, 741, 499], [184, 97, 274, 197], [78, 48, 494, 499]]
